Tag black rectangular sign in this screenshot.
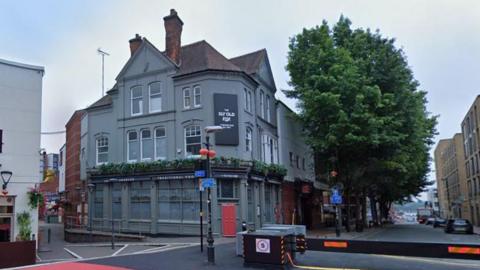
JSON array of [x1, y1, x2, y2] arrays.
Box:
[[213, 93, 239, 145]]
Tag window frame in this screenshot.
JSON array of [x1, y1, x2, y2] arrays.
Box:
[[183, 87, 191, 109], [266, 95, 271, 122], [149, 82, 162, 113], [246, 127, 253, 152], [260, 90, 265, 118], [184, 125, 202, 157], [140, 129, 153, 161], [96, 137, 109, 166], [154, 127, 167, 160], [193, 85, 201, 107], [130, 86, 143, 116], [127, 130, 139, 163]]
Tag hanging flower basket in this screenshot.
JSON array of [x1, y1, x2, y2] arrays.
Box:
[[27, 187, 44, 209]]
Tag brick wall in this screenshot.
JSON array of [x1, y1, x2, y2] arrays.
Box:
[[64, 110, 86, 218], [282, 182, 296, 225]]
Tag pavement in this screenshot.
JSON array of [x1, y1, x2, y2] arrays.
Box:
[[26, 222, 480, 270]]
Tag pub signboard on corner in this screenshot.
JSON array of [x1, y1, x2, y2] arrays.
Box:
[[213, 93, 239, 145]]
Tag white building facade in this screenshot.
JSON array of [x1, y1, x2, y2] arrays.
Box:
[[0, 58, 44, 242]]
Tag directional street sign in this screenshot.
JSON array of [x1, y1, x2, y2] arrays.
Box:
[[330, 188, 343, 205], [331, 194, 342, 205], [195, 170, 206, 178], [201, 178, 216, 189]]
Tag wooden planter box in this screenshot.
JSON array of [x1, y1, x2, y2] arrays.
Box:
[[0, 240, 36, 268]]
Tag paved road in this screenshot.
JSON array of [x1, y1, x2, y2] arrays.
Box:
[[35, 243, 479, 270], [356, 224, 480, 244], [28, 224, 480, 270]]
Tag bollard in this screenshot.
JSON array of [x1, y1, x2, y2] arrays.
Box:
[[48, 228, 51, 244]]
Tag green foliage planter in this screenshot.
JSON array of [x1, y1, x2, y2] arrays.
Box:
[[16, 211, 31, 241], [95, 159, 197, 176], [92, 158, 287, 178]]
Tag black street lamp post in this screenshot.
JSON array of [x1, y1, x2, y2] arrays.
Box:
[[203, 126, 223, 264]]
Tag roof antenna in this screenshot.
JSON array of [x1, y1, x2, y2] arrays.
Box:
[[97, 48, 110, 97]]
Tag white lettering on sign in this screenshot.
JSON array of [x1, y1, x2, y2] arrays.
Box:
[[255, 238, 271, 253]]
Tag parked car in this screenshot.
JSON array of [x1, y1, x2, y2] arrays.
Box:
[[444, 219, 474, 234], [433, 217, 447, 228], [425, 217, 435, 225]]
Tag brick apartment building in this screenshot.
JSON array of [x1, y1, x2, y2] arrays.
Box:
[[63, 110, 87, 223]]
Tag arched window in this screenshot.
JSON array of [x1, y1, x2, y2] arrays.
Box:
[[127, 131, 138, 162], [141, 129, 153, 161], [96, 137, 109, 165], [184, 125, 201, 157], [149, 82, 162, 113]]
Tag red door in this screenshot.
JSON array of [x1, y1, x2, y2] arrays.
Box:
[[222, 203, 236, 237]]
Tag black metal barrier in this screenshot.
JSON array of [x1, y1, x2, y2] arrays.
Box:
[[307, 238, 480, 260]]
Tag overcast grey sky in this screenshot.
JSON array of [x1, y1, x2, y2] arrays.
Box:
[[2, 0, 480, 188]]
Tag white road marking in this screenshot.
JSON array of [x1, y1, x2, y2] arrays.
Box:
[[36, 254, 42, 261], [63, 248, 83, 259], [24, 243, 198, 269], [112, 244, 128, 256], [137, 243, 199, 254]]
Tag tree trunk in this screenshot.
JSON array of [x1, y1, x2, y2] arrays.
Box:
[[361, 194, 368, 228], [345, 188, 351, 232], [355, 192, 363, 232], [369, 196, 378, 226]]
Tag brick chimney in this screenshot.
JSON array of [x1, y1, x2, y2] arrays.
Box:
[[129, 34, 142, 56], [163, 9, 183, 65]]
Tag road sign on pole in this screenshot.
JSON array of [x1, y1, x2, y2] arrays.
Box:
[[195, 170, 206, 178], [201, 178, 216, 189], [330, 188, 343, 205]]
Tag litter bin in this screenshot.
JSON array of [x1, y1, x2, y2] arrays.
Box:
[[243, 230, 292, 266]]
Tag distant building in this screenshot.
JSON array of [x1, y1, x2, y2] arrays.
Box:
[[434, 134, 469, 219], [0, 58, 44, 242], [461, 96, 480, 226]]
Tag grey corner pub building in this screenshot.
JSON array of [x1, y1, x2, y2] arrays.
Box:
[[80, 9, 317, 236]]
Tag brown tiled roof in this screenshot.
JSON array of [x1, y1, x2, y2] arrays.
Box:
[[88, 95, 112, 109], [229, 49, 266, 75], [173, 40, 242, 76]]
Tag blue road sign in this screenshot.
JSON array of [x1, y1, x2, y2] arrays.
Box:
[[201, 178, 216, 188], [195, 170, 206, 178], [331, 194, 342, 205]]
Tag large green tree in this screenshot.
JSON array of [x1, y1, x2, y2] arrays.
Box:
[[286, 16, 437, 228]]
